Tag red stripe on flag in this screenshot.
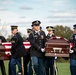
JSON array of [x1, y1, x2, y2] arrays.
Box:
[[2, 42, 31, 56]]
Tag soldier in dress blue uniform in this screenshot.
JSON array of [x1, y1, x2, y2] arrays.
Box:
[[23, 29, 33, 75], [70, 24, 76, 75], [29, 20, 46, 75], [25, 28, 33, 75], [45, 26, 55, 75], [10, 26, 27, 75]]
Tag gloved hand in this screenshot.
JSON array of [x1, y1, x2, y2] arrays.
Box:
[[70, 50, 74, 53], [41, 48, 45, 52]]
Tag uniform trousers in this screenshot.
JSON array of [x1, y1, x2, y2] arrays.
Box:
[[24, 54, 31, 75], [45, 57, 54, 75], [0, 60, 6, 75], [28, 61, 33, 75], [70, 58, 76, 75], [10, 57, 22, 75], [8, 58, 12, 75], [32, 56, 45, 75]]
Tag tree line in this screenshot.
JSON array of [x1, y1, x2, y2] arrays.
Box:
[[54, 25, 73, 40]]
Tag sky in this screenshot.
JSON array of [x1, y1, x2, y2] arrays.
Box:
[[0, 0, 76, 37]]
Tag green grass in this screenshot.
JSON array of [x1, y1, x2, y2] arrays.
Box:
[[0, 61, 71, 75], [0, 61, 9, 75], [57, 63, 71, 75]]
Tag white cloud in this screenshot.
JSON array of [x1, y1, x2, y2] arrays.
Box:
[[53, 12, 76, 17], [52, 0, 69, 6], [47, 13, 76, 18], [49, 9, 73, 13], [0, 7, 8, 11], [46, 11, 76, 24], [0, 11, 32, 25], [0, 11, 20, 23], [53, 0, 68, 3], [19, 6, 33, 10], [0, 0, 14, 4]]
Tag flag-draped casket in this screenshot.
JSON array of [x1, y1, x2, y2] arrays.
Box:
[[0, 37, 71, 60], [45, 36, 70, 57], [0, 42, 31, 60]]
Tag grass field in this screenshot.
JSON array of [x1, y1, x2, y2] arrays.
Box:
[[0, 61, 71, 75], [57, 63, 71, 75]]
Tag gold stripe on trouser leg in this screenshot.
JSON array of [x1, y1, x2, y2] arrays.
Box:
[[21, 57, 24, 75]]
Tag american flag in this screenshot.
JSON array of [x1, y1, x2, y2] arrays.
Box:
[[2, 42, 31, 56]]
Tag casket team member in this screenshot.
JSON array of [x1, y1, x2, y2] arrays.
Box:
[[29, 20, 46, 75], [23, 28, 33, 75], [0, 35, 6, 75], [69, 24, 76, 75], [10, 25, 27, 75], [45, 26, 55, 75]]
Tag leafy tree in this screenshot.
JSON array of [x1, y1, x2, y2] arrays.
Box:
[[54, 25, 73, 40], [22, 34, 27, 41], [6, 35, 12, 42]]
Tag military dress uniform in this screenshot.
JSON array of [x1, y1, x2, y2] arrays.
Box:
[[70, 24, 76, 75], [10, 26, 27, 75], [0, 36, 6, 75], [29, 20, 46, 75], [45, 26, 55, 75], [11, 32, 27, 58], [23, 29, 33, 75]]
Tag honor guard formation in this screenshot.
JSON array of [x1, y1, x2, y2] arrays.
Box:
[[0, 20, 75, 75]]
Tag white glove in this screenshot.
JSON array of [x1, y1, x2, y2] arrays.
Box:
[[70, 50, 74, 53], [41, 48, 45, 52], [55, 56, 57, 59]]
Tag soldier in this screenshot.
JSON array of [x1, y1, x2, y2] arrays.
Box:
[[45, 26, 55, 75], [10, 26, 27, 75], [26, 29, 33, 41], [29, 20, 46, 75], [24, 28, 33, 75], [0, 35, 6, 75], [69, 24, 76, 75]]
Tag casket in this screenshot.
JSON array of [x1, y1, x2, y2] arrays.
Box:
[[0, 45, 9, 60], [45, 37, 70, 57]]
